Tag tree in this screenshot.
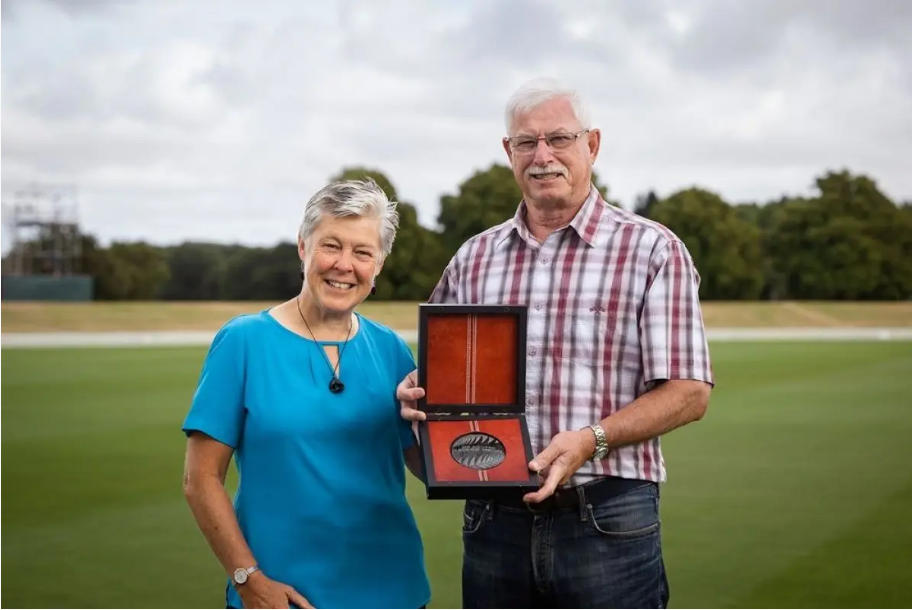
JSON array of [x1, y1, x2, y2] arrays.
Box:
[[649, 188, 765, 299], [89, 241, 170, 300], [765, 171, 912, 299], [221, 243, 299, 300], [159, 242, 228, 300], [375, 202, 448, 300], [437, 164, 522, 255], [633, 190, 659, 219]]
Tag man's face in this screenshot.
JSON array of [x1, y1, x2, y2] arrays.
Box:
[[503, 96, 600, 211]]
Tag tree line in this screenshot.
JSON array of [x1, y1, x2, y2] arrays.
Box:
[[5, 167, 911, 301]]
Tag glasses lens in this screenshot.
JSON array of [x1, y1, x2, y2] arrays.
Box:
[[548, 133, 577, 149], [513, 138, 537, 152]]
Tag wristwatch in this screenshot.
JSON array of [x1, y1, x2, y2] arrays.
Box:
[[586, 423, 609, 460], [232, 566, 259, 586]]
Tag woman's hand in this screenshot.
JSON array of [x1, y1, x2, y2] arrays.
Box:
[[396, 370, 426, 422], [237, 571, 313, 609]]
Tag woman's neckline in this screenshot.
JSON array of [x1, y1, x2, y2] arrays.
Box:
[[264, 308, 363, 344]]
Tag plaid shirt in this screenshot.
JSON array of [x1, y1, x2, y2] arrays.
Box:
[[429, 187, 713, 484]]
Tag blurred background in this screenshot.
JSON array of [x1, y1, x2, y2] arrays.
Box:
[[2, 1, 910, 608]]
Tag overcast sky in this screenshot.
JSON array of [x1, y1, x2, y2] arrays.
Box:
[[3, 0, 911, 250]]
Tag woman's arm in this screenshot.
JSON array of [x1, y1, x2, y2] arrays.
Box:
[[183, 432, 312, 609]]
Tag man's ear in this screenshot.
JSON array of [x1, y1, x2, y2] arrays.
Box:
[[587, 128, 601, 163]]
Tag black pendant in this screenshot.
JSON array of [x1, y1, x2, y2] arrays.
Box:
[[329, 377, 345, 394]]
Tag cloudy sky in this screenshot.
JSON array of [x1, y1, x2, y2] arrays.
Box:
[[3, 0, 911, 250]]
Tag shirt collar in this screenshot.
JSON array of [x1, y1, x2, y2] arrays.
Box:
[[497, 185, 604, 249]]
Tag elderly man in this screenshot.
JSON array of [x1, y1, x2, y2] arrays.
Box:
[[399, 78, 713, 608]]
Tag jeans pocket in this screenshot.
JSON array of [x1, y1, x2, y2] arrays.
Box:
[[462, 499, 489, 535], [586, 484, 660, 538]]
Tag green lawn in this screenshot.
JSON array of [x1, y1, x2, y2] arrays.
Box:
[[2, 342, 910, 607]]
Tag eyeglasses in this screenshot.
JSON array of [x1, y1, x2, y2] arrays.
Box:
[[504, 129, 590, 154]]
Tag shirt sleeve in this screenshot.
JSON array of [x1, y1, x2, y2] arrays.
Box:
[[181, 320, 247, 448], [639, 239, 714, 386], [428, 257, 460, 304], [393, 332, 419, 450]]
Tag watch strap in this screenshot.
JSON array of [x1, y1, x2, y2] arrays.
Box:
[[587, 423, 609, 460], [233, 565, 259, 585]]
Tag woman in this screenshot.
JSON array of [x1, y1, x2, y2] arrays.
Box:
[[182, 179, 430, 609]]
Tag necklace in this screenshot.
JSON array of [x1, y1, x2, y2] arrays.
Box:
[[295, 297, 353, 394]]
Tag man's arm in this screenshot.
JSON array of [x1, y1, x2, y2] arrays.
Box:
[[523, 379, 711, 504]]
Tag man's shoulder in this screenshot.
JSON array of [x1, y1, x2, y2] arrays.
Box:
[[598, 203, 683, 250], [453, 218, 515, 256]]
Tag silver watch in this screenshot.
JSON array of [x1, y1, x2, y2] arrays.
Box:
[[587, 423, 609, 460], [232, 566, 259, 586]]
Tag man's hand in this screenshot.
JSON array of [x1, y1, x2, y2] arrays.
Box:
[[523, 428, 596, 504], [237, 571, 312, 609], [397, 369, 426, 422]]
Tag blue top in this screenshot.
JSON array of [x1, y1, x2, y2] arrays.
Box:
[[183, 310, 430, 609]]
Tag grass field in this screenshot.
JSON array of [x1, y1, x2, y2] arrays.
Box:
[[2, 341, 910, 607], [3, 300, 911, 332]]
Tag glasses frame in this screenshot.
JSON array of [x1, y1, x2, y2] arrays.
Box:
[[504, 129, 591, 154]]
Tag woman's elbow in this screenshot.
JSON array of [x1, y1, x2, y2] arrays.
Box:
[[182, 468, 209, 504], [182, 469, 196, 501]]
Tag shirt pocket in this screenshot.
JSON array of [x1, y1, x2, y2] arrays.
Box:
[[556, 297, 618, 364]]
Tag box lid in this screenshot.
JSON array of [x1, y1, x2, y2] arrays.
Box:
[[418, 303, 527, 415]]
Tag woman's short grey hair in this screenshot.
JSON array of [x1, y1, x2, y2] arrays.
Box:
[[504, 77, 591, 134], [297, 179, 400, 258]]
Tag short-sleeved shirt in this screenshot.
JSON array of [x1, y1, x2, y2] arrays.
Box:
[[430, 186, 714, 484], [182, 310, 430, 609]]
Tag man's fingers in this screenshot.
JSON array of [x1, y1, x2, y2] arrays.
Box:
[[400, 406, 427, 422], [398, 386, 426, 401], [395, 370, 418, 394], [528, 443, 561, 473], [397, 368, 426, 422], [523, 464, 565, 504]]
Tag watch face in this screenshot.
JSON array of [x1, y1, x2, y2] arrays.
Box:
[[233, 568, 248, 584]]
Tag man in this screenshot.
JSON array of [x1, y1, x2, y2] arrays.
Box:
[[398, 78, 713, 608]]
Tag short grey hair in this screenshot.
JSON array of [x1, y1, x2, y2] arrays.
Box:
[[504, 77, 591, 134], [297, 179, 400, 258]]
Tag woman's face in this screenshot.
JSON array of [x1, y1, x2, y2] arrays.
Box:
[[299, 214, 383, 316]]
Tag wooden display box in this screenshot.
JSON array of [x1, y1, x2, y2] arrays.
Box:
[[417, 304, 537, 499]]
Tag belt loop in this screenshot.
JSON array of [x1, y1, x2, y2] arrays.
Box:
[[576, 485, 587, 522], [484, 500, 494, 521]]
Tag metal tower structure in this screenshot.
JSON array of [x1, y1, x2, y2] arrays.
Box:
[[2, 183, 82, 276]]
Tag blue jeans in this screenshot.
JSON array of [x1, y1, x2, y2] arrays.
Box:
[[462, 478, 668, 608]]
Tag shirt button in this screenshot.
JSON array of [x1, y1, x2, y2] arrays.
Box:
[[540, 257, 550, 264], [529, 348, 537, 356], [534, 303, 543, 311]]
